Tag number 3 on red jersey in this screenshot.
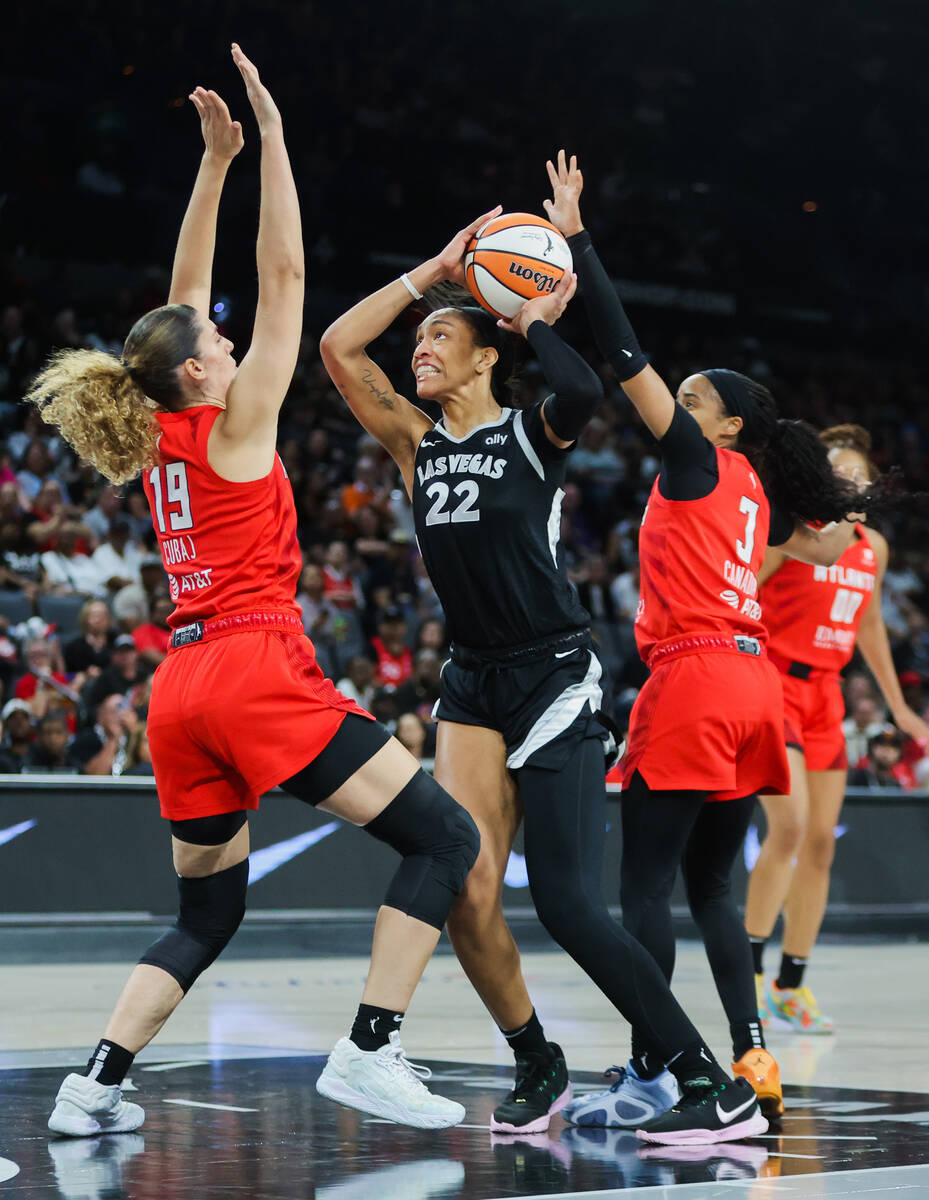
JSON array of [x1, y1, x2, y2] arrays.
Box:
[[149, 463, 193, 533], [736, 496, 759, 564]]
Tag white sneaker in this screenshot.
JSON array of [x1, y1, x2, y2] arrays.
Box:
[[48, 1073, 145, 1137], [316, 1031, 465, 1129], [561, 1061, 679, 1127]]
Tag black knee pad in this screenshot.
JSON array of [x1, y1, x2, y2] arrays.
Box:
[[139, 859, 248, 992], [364, 771, 480, 930]]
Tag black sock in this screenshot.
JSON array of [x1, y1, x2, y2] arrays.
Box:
[[731, 1017, 766, 1061], [631, 1052, 665, 1081], [502, 1009, 550, 1059], [84, 1039, 135, 1087], [350, 1003, 405, 1051], [749, 936, 766, 976], [667, 1043, 729, 1090], [776, 953, 807, 990]]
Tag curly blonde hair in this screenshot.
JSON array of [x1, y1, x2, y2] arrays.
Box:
[[25, 304, 201, 485]]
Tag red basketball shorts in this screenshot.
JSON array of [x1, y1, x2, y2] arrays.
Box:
[[779, 669, 848, 772], [147, 630, 371, 821], [622, 651, 790, 801]]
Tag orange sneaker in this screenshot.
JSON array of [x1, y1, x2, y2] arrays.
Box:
[[732, 1048, 784, 1119]]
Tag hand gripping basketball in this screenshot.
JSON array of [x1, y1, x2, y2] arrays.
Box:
[[435, 207, 504, 286], [496, 268, 578, 338]]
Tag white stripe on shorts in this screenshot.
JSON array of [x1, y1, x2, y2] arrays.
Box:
[[505, 650, 603, 770]]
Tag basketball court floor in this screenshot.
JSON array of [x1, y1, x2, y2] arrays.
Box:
[[1, 934, 927, 1198]]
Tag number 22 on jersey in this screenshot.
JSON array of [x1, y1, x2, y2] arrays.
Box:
[[149, 463, 194, 533]]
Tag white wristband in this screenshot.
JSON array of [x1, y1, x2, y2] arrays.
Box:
[[400, 272, 424, 301]]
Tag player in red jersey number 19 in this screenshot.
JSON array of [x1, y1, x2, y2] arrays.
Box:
[[28, 46, 478, 1135]]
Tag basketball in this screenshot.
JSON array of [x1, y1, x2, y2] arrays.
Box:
[[464, 212, 573, 319]]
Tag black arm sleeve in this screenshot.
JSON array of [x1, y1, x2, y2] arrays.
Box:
[[526, 319, 603, 443], [656, 403, 720, 500], [566, 230, 649, 381]]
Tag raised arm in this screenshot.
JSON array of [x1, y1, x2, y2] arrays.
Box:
[[210, 44, 304, 475], [544, 151, 673, 438], [319, 207, 501, 489], [168, 87, 244, 315], [855, 529, 929, 746], [497, 271, 603, 448]]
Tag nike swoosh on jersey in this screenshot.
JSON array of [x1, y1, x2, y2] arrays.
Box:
[[554, 648, 578, 658], [716, 1093, 757, 1124]]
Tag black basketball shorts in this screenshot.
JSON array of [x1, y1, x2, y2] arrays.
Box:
[[433, 630, 606, 771]]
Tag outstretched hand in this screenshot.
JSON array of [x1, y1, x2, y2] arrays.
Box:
[[435, 206, 503, 285], [543, 149, 584, 237], [189, 87, 244, 162], [231, 42, 281, 133], [497, 269, 578, 339]]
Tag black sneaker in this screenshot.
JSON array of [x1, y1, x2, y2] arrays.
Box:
[[490, 1042, 572, 1133], [635, 1076, 768, 1146]]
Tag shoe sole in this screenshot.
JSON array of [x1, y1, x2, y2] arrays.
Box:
[[489, 1083, 573, 1134], [48, 1105, 145, 1137], [636, 1109, 768, 1146], [767, 1011, 835, 1035], [316, 1073, 464, 1129]]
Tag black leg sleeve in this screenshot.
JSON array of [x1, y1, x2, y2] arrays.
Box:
[[620, 771, 706, 1060], [681, 794, 759, 1035], [519, 739, 705, 1065]]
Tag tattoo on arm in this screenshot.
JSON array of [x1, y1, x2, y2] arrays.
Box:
[[361, 367, 395, 411]]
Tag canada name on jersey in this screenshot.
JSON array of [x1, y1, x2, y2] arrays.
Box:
[[720, 558, 762, 620]]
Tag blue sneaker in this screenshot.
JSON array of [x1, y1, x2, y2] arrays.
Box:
[[561, 1061, 679, 1127]]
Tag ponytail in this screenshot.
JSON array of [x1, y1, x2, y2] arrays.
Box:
[[762, 419, 863, 527], [25, 302, 201, 485], [25, 349, 159, 485]]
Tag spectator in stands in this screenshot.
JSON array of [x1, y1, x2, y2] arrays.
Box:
[[395, 711, 427, 762], [82, 483, 123, 542], [370, 605, 413, 690], [40, 523, 107, 598], [21, 711, 80, 773], [14, 637, 72, 708], [575, 553, 620, 624], [850, 726, 918, 790], [71, 693, 138, 776], [91, 517, 144, 593], [63, 599, 115, 674], [80, 634, 148, 720], [16, 440, 68, 502], [121, 722, 154, 776], [414, 617, 448, 657], [0, 516, 43, 597], [842, 693, 884, 766], [393, 649, 442, 726], [26, 481, 93, 553], [336, 655, 376, 711], [340, 456, 384, 516], [321, 539, 362, 610], [112, 556, 167, 630], [130, 593, 172, 668], [0, 698, 33, 771]]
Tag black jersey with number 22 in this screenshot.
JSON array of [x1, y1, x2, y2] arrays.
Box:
[[411, 400, 590, 651]]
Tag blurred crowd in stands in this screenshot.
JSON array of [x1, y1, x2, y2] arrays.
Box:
[[2, 0, 928, 785]]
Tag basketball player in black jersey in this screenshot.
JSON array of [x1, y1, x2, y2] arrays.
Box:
[[320, 209, 767, 1145]]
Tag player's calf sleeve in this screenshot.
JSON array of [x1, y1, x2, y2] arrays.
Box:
[[139, 858, 248, 992], [364, 771, 480, 930]]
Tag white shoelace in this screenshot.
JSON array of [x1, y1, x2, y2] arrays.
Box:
[[378, 1038, 433, 1097]]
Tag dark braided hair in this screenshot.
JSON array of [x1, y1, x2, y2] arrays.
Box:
[[419, 283, 520, 403], [703, 371, 864, 527]]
